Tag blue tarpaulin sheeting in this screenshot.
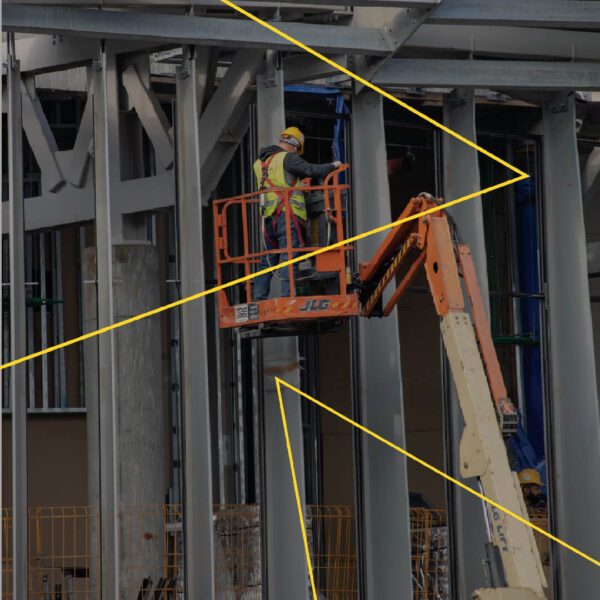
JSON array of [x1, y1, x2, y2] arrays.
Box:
[[284, 85, 349, 163]]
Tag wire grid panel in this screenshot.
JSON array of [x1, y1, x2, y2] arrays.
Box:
[[307, 505, 357, 600], [118, 504, 182, 599], [1, 506, 100, 600], [410, 508, 448, 600]]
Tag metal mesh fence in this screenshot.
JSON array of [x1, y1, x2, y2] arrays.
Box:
[[307, 505, 357, 599], [0, 505, 552, 599], [410, 508, 448, 600], [2, 506, 100, 600]]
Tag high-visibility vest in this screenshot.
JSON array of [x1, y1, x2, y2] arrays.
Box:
[[253, 152, 307, 221]]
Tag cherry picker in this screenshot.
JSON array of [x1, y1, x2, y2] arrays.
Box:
[[213, 173, 548, 599]]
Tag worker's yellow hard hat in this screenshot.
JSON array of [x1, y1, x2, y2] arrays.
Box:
[[518, 469, 545, 486], [280, 126, 305, 155]]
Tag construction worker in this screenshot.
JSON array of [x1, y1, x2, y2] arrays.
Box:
[[518, 468, 547, 509], [252, 126, 342, 300]]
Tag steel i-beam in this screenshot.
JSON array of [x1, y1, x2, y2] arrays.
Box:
[[8, 34, 29, 600], [91, 43, 120, 600], [175, 45, 217, 600]]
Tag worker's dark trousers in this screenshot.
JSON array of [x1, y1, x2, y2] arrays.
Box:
[[253, 213, 305, 300]]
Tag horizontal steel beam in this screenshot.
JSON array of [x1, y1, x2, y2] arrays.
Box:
[[4, 0, 440, 6], [283, 53, 348, 83], [2, 34, 157, 73], [9, 25, 600, 76], [430, 0, 600, 30], [2, 5, 391, 55], [405, 24, 600, 62], [373, 59, 600, 91]]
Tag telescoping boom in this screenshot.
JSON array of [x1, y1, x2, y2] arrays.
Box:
[[357, 193, 547, 600]]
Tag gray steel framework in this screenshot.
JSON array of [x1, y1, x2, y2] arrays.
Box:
[[175, 45, 217, 600], [91, 44, 120, 600], [3, 2, 600, 600], [350, 89, 412, 599], [442, 88, 492, 599], [8, 38, 29, 600], [541, 92, 600, 599]]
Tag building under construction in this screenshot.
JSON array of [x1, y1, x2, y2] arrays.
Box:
[[3, 1, 600, 599]]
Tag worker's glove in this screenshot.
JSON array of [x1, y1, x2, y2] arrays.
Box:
[[331, 160, 342, 169]]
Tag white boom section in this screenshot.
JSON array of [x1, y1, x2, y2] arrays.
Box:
[[441, 312, 547, 599]]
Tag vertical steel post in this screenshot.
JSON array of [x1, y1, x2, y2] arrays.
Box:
[[175, 46, 216, 600], [442, 88, 490, 598], [8, 35, 29, 600], [256, 51, 309, 599], [91, 43, 119, 600], [350, 89, 412, 599], [541, 92, 600, 599]]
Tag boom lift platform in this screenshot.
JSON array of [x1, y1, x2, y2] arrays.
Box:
[[213, 165, 359, 335], [214, 183, 548, 598]]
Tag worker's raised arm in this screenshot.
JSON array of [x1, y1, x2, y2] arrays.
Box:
[[283, 152, 338, 180]]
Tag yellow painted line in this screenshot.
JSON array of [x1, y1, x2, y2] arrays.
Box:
[[275, 377, 600, 584]]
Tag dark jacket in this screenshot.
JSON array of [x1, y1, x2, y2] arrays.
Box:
[[257, 145, 336, 186]]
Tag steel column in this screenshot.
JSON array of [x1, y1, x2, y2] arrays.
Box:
[[175, 46, 216, 600], [443, 89, 490, 312], [8, 36, 28, 600], [350, 89, 412, 599], [442, 88, 493, 599], [91, 43, 119, 600], [541, 92, 600, 599], [257, 52, 309, 600]]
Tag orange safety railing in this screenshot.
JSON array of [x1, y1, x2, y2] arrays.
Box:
[[213, 165, 359, 328], [2, 506, 100, 600], [0, 505, 552, 600]]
